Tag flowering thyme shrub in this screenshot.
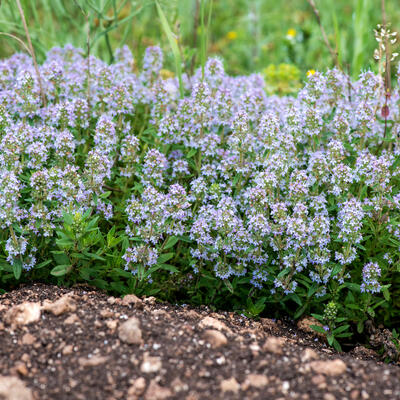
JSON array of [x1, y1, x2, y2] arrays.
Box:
[[1, 45, 400, 349]]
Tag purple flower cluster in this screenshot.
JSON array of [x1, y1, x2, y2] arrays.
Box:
[[0, 44, 397, 299], [360, 262, 381, 293]]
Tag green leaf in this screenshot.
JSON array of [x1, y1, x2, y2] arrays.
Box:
[[146, 265, 162, 277], [342, 282, 361, 292], [333, 324, 350, 335], [35, 260, 52, 269], [63, 212, 73, 225], [110, 281, 128, 294], [79, 268, 91, 280], [382, 287, 390, 301], [357, 320, 364, 334], [255, 296, 267, 308], [50, 265, 71, 277], [224, 279, 234, 294], [345, 303, 361, 310], [327, 333, 334, 346], [335, 332, 353, 338], [12, 259, 22, 280], [158, 263, 179, 273], [232, 174, 241, 186], [82, 208, 92, 219], [277, 267, 290, 279], [71, 252, 90, 260], [179, 235, 192, 243], [0, 262, 12, 272], [51, 252, 70, 266], [294, 304, 308, 319], [311, 313, 324, 322], [86, 216, 99, 230], [310, 325, 326, 335], [82, 251, 106, 261], [371, 299, 386, 310], [359, 184, 368, 199], [100, 191, 111, 199], [367, 307, 375, 318], [90, 279, 108, 290], [332, 338, 342, 352], [163, 236, 179, 250], [56, 239, 74, 248], [187, 148, 197, 158], [157, 252, 174, 264], [288, 293, 302, 306], [330, 264, 342, 277], [111, 268, 134, 279], [307, 285, 318, 298]]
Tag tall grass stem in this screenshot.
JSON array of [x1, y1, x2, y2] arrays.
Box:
[[15, 0, 46, 105]]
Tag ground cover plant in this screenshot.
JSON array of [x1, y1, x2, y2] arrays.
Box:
[[1, 40, 400, 355]]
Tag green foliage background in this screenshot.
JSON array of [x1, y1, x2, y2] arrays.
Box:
[[0, 0, 399, 78]]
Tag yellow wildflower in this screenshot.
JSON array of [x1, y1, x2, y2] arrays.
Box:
[[306, 69, 316, 77], [226, 31, 238, 41], [286, 28, 297, 39]]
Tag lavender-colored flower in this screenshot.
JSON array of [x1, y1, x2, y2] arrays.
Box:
[[360, 262, 381, 293], [5, 235, 28, 262], [94, 114, 117, 154], [337, 198, 364, 244], [142, 148, 168, 186], [142, 46, 163, 83], [120, 133, 140, 177], [123, 245, 158, 275]]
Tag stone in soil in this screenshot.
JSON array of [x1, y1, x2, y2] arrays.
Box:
[[4, 302, 41, 327], [43, 294, 77, 316], [263, 336, 286, 354], [118, 316, 142, 344], [202, 329, 228, 348], [307, 359, 347, 376], [0, 376, 33, 400]]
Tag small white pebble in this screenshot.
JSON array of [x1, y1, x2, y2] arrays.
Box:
[[216, 356, 226, 365], [282, 381, 290, 392]]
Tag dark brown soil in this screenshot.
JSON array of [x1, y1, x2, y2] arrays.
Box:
[[0, 283, 399, 400]]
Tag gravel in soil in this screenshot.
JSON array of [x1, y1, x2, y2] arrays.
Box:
[[0, 283, 399, 400]]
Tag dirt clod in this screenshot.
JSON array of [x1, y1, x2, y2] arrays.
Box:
[[118, 317, 142, 345], [43, 294, 76, 316], [220, 377, 240, 393], [202, 329, 228, 348], [263, 336, 286, 355], [0, 376, 33, 400], [4, 302, 41, 327], [308, 359, 347, 376]]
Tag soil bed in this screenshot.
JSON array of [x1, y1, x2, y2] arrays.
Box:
[[0, 283, 399, 400]]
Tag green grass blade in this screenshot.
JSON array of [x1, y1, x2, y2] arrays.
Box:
[[155, 0, 184, 98]]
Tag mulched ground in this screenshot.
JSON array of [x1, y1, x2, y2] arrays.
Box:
[[0, 283, 399, 400]]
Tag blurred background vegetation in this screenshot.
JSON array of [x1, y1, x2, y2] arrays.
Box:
[[0, 0, 399, 94]]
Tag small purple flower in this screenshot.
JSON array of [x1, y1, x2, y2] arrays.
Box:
[[360, 262, 381, 293]]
